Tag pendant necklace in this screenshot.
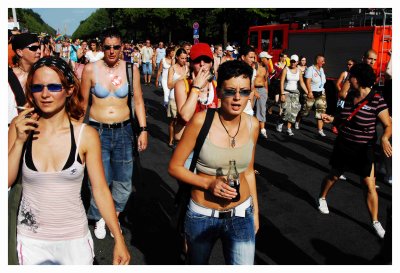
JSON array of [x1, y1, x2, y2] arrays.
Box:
[[104, 60, 122, 86], [218, 111, 241, 148]]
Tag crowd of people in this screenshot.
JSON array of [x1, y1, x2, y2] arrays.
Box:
[[8, 26, 392, 265]]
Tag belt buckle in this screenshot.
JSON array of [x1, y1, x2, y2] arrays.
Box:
[[218, 210, 233, 219]]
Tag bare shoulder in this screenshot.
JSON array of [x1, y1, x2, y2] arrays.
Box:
[[250, 115, 260, 132], [79, 124, 100, 146], [190, 111, 208, 126]]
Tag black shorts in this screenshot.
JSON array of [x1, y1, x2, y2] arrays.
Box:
[[330, 136, 375, 178]]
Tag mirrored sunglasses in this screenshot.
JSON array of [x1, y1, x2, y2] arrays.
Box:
[[223, 89, 251, 97]]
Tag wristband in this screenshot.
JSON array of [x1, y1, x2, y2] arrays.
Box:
[[139, 126, 148, 132], [192, 85, 201, 90], [191, 87, 201, 94]]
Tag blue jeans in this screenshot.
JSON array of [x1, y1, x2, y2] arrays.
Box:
[[142, 62, 152, 75], [184, 205, 255, 264], [87, 123, 134, 220]]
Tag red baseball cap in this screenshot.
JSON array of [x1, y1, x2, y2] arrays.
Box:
[[190, 43, 213, 61]]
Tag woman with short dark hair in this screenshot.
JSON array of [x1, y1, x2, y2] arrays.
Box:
[[169, 60, 260, 264], [318, 63, 392, 239]]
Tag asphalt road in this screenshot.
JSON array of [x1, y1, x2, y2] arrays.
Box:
[[84, 78, 392, 265]]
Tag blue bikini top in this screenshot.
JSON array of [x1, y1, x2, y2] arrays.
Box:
[[91, 62, 129, 99]]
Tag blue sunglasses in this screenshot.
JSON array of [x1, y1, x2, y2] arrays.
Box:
[[30, 83, 63, 93]]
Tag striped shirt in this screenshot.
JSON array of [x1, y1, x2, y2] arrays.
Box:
[[336, 90, 387, 144], [17, 124, 88, 241]]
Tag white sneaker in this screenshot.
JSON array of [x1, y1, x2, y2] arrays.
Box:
[[295, 122, 300, 129], [110, 221, 122, 238], [318, 198, 329, 214], [372, 221, 385, 238], [260, 128, 268, 139], [287, 128, 294, 136], [94, 218, 106, 239], [339, 175, 347, 180], [318, 130, 326, 137], [276, 123, 283, 132]]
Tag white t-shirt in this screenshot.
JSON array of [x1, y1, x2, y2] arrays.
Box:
[[8, 84, 18, 124], [85, 51, 104, 63], [304, 65, 326, 92], [141, 46, 154, 63]]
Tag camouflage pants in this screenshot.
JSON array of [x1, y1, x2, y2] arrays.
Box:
[[282, 92, 301, 124], [300, 92, 327, 119]]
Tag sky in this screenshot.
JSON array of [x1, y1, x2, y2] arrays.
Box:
[[32, 8, 97, 36]]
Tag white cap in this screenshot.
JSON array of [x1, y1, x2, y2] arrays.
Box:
[[226, 45, 234, 51], [290, 54, 299, 62], [259, 51, 273, 59]]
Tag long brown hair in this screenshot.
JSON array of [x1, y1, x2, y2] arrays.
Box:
[[26, 56, 84, 120]]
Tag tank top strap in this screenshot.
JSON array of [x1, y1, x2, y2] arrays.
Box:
[[248, 113, 253, 133], [75, 124, 86, 160]]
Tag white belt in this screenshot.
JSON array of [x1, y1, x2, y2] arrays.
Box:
[[188, 197, 252, 219]]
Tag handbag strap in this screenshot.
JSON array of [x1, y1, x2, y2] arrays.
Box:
[[346, 93, 380, 122], [339, 92, 380, 127], [189, 108, 216, 172], [126, 61, 139, 157], [8, 67, 26, 107]]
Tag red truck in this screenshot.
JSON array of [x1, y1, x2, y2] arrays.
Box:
[[248, 23, 392, 85]]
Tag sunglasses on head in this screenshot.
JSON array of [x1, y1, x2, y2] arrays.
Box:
[[223, 89, 251, 98], [103, 45, 122, 51], [25, 45, 40, 52], [192, 56, 212, 64], [30, 83, 63, 93]]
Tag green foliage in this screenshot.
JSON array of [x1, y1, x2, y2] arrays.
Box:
[[9, 8, 56, 35], [11, 8, 276, 45]]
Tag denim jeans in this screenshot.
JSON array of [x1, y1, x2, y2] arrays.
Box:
[[87, 123, 134, 221], [184, 204, 255, 265]]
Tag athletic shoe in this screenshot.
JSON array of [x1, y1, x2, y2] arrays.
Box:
[[372, 221, 385, 238], [295, 122, 300, 129], [94, 218, 106, 239], [318, 198, 329, 214], [339, 175, 347, 180], [110, 221, 122, 238], [318, 130, 326, 137], [276, 123, 283, 132], [260, 128, 268, 139], [287, 128, 294, 136]]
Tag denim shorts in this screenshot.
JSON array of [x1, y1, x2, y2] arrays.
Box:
[[87, 122, 134, 220], [184, 200, 255, 265], [142, 62, 152, 75]]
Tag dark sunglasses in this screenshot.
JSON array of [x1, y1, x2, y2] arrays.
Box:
[[192, 56, 213, 64], [103, 45, 122, 51], [31, 83, 63, 93], [223, 89, 251, 98], [25, 45, 40, 52]]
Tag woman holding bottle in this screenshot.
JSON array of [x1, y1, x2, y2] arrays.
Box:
[[168, 60, 259, 265]]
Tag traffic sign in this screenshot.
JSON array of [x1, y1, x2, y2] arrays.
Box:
[[193, 29, 199, 36], [194, 38, 199, 44], [193, 35, 199, 39], [193, 22, 199, 30]]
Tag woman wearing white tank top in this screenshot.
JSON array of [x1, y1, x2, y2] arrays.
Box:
[[8, 56, 130, 265], [277, 54, 308, 136]]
